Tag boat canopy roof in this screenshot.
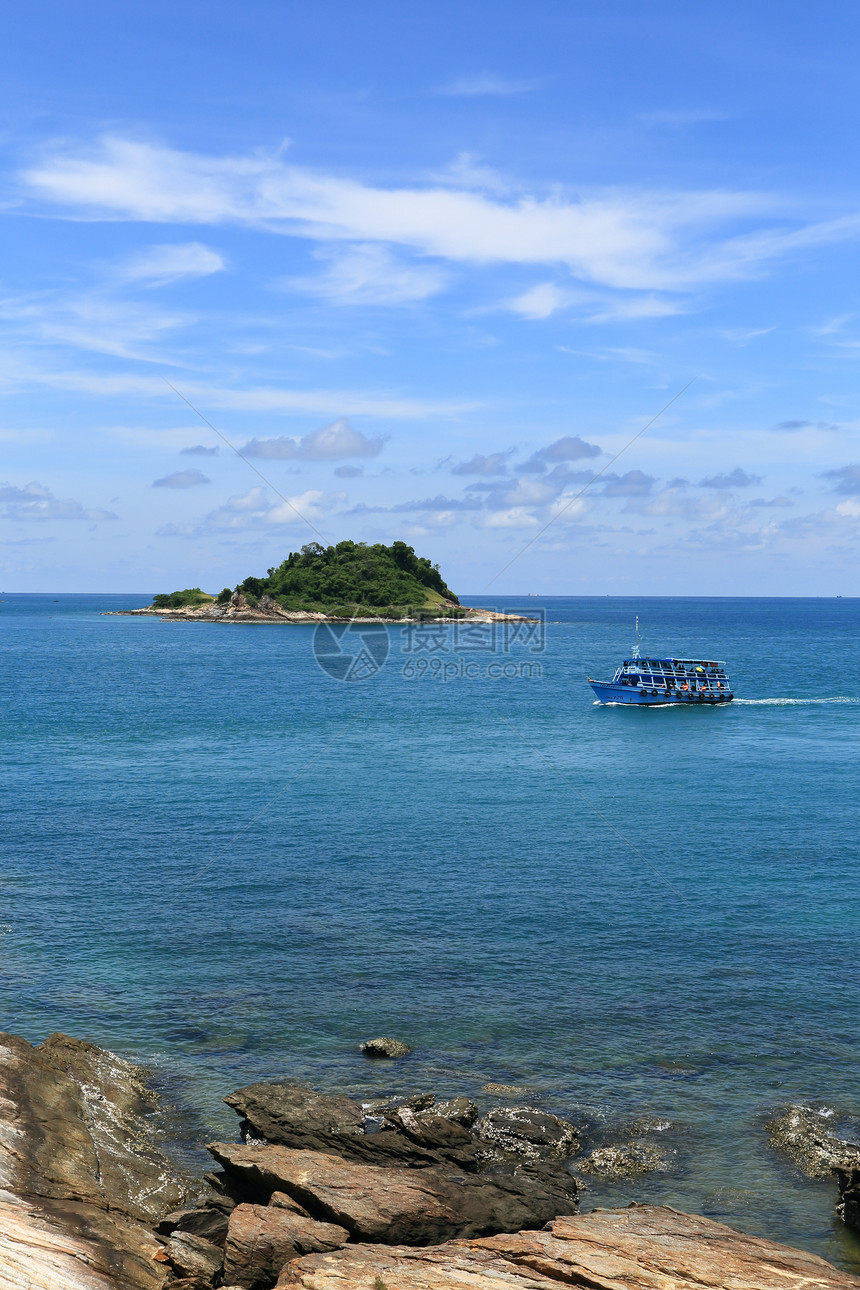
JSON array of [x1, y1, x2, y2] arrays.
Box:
[[622, 657, 727, 667]]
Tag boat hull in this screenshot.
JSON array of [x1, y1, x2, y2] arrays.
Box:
[[589, 681, 734, 706]]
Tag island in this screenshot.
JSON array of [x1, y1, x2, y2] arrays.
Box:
[[118, 540, 534, 624]]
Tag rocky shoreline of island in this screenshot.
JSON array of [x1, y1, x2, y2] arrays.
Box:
[[1, 1029, 858, 1289], [107, 591, 538, 626]]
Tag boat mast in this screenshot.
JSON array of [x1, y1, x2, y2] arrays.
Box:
[[632, 615, 641, 660]]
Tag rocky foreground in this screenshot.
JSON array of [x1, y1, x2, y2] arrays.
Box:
[[109, 592, 536, 625], [1, 1031, 858, 1290]]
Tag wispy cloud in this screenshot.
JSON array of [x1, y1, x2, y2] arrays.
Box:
[[152, 468, 210, 488], [240, 417, 386, 460], [119, 241, 225, 286], [699, 467, 763, 489], [438, 74, 537, 97], [451, 451, 512, 476], [287, 243, 446, 306], [822, 463, 860, 494], [23, 134, 846, 294], [181, 444, 218, 456]]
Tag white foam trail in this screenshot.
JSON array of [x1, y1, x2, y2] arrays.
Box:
[[734, 696, 859, 706]]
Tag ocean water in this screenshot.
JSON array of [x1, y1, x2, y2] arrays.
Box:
[[1, 593, 859, 1270]]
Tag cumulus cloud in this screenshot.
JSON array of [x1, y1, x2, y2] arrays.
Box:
[[152, 469, 210, 488], [521, 435, 602, 472], [120, 241, 224, 286], [0, 480, 117, 521], [241, 417, 386, 461], [822, 463, 860, 494], [24, 134, 846, 293], [288, 243, 446, 305], [451, 451, 511, 476], [699, 467, 763, 489], [600, 470, 656, 497], [181, 444, 218, 455], [158, 486, 334, 536]]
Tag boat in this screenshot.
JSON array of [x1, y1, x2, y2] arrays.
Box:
[[587, 618, 734, 706]]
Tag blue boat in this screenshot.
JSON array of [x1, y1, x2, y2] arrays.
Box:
[[587, 619, 734, 706]]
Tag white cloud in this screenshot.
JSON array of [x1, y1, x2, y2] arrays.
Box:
[[23, 134, 839, 293], [505, 282, 575, 319], [159, 485, 335, 536], [288, 243, 446, 305], [241, 417, 386, 460], [0, 290, 190, 362], [0, 480, 117, 521], [152, 469, 210, 488], [120, 241, 225, 286], [481, 506, 540, 528]]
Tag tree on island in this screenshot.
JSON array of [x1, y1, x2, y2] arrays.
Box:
[[152, 540, 460, 616]]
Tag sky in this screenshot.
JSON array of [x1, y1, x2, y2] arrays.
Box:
[[2, 0, 860, 595]]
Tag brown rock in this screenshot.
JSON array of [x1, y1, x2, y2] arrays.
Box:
[[276, 1204, 860, 1289], [162, 1231, 223, 1280], [208, 1143, 578, 1245], [0, 1030, 190, 1289], [360, 1036, 412, 1058], [223, 1203, 349, 1287]]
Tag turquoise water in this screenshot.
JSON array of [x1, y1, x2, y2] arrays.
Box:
[[1, 594, 859, 1269]]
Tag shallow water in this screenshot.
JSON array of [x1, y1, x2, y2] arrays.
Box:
[[1, 594, 858, 1269]]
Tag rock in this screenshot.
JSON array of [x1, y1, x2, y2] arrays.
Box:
[[434, 1097, 480, 1128], [223, 1203, 348, 1288], [360, 1037, 412, 1058], [207, 1143, 579, 1245], [481, 1083, 529, 1097], [382, 1105, 474, 1150], [156, 1202, 231, 1245], [275, 1204, 860, 1289], [270, 1190, 312, 1217], [162, 1232, 224, 1280], [225, 1081, 478, 1172], [474, 1107, 579, 1161], [576, 1141, 670, 1178], [225, 1083, 364, 1148], [767, 1105, 860, 1177], [0, 1030, 191, 1289], [836, 1168, 860, 1231]]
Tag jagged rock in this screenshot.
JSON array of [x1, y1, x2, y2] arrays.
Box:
[[836, 1168, 860, 1231], [207, 1143, 579, 1245], [474, 1107, 579, 1161], [223, 1203, 349, 1288], [360, 1036, 412, 1058], [225, 1083, 364, 1148], [767, 1105, 860, 1177], [0, 1030, 191, 1289], [434, 1097, 480, 1127], [576, 1141, 669, 1178], [275, 1204, 860, 1289], [225, 1081, 478, 1172], [156, 1202, 231, 1245], [162, 1231, 224, 1280], [382, 1105, 473, 1150]]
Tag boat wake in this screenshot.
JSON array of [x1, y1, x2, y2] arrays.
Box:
[[733, 697, 860, 706]]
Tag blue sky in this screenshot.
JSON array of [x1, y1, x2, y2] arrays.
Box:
[[3, 0, 860, 594]]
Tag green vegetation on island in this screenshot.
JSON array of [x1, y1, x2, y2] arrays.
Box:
[[152, 540, 461, 617]]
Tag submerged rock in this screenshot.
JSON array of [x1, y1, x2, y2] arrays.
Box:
[[576, 1141, 669, 1178], [275, 1204, 860, 1290], [207, 1142, 579, 1245], [767, 1105, 860, 1177], [474, 1106, 580, 1161], [360, 1037, 412, 1059]]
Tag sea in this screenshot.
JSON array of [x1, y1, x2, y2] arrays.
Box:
[[1, 593, 859, 1270]]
